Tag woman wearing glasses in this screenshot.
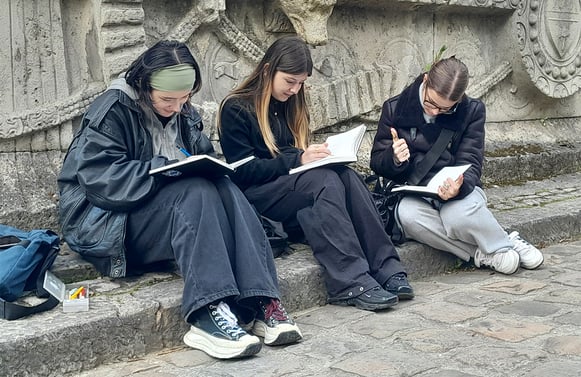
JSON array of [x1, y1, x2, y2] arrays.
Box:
[[370, 56, 543, 275]]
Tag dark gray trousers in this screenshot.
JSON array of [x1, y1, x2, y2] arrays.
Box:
[[244, 166, 405, 300], [125, 176, 280, 321]]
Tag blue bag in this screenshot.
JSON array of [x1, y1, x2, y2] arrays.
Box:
[[0, 224, 60, 320]]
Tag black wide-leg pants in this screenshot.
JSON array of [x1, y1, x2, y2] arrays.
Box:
[[125, 176, 280, 321], [243, 166, 405, 300]]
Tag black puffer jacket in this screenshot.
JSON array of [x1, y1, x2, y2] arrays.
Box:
[[370, 75, 486, 200], [58, 86, 213, 277]]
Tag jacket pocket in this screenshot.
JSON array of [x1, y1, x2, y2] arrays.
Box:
[[60, 186, 125, 258]]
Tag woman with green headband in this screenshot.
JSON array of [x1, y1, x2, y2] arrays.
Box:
[[58, 40, 302, 360]]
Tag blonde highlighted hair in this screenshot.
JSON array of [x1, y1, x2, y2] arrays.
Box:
[[218, 36, 313, 156]]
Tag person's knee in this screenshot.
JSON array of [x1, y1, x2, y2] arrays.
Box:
[[299, 168, 343, 193], [442, 198, 485, 231], [165, 177, 219, 204]]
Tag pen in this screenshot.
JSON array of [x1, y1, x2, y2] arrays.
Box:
[[178, 147, 192, 157], [69, 286, 84, 300]]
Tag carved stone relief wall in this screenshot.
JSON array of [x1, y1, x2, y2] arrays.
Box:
[[0, 0, 580, 230], [516, 0, 581, 98]]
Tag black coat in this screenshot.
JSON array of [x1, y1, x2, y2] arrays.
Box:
[[58, 87, 213, 277], [370, 75, 486, 200], [219, 97, 303, 190]]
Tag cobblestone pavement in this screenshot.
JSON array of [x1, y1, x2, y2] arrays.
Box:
[[75, 240, 581, 377]]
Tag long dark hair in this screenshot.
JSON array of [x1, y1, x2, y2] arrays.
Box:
[[125, 40, 202, 112], [425, 56, 469, 102], [219, 36, 313, 155]]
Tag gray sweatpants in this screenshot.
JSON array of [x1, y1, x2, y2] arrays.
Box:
[[397, 186, 512, 261]]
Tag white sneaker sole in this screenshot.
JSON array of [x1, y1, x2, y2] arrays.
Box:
[[520, 254, 544, 270], [252, 321, 303, 346], [183, 327, 261, 359]]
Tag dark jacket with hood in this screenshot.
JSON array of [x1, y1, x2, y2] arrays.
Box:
[[370, 74, 486, 201], [57, 79, 213, 277]]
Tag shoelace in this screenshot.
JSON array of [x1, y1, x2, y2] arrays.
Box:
[[263, 299, 289, 322], [475, 250, 496, 266], [509, 232, 531, 253], [211, 301, 246, 337]]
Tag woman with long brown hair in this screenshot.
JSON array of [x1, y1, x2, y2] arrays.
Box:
[[219, 36, 414, 312]]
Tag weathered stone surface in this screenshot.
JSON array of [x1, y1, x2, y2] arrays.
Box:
[[0, 0, 580, 227], [544, 336, 581, 356], [470, 318, 552, 342]]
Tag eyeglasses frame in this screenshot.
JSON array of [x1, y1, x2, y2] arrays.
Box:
[[423, 85, 459, 115]]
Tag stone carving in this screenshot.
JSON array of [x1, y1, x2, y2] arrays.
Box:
[[466, 61, 513, 99], [0, 83, 105, 142], [0, 0, 69, 130], [1, 0, 581, 230], [216, 15, 265, 63], [264, 3, 296, 33], [308, 67, 393, 130], [166, 0, 225, 42], [278, 0, 337, 45], [99, 1, 147, 79], [455, 0, 518, 9], [516, 0, 581, 98]]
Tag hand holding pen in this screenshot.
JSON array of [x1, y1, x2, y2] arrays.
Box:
[[391, 127, 409, 164]]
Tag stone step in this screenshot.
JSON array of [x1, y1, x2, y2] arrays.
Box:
[[2, 170, 581, 377], [49, 142, 581, 285]]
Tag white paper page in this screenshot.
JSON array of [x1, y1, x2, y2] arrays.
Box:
[[426, 164, 471, 191], [325, 124, 366, 157]]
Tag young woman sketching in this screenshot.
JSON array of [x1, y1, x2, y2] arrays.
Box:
[[219, 36, 414, 312], [58, 40, 301, 360], [370, 56, 544, 274]]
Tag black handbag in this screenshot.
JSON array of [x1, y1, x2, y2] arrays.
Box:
[[366, 175, 406, 244]]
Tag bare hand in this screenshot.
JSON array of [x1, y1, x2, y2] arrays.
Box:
[[391, 127, 409, 164], [301, 143, 331, 165], [438, 174, 464, 200]]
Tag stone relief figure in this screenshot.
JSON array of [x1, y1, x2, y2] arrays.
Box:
[[0, 0, 580, 230], [516, 0, 581, 98]]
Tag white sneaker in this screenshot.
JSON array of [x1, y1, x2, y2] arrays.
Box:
[[252, 299, 303, 346], [508, 231, 544, 269], [474, 248, 520, 275], [184, 302, 262, 359]]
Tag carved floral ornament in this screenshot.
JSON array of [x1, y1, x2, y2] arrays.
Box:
[[516, 0, 581, 98]]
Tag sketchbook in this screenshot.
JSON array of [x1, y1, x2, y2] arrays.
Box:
[[391, 164, 471, 196], [149, 155, 254, 177], [289, 124, 367, 175]]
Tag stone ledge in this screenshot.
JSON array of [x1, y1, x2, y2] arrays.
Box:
[[3, 169, 581, 377], [2, 187, 581, 376]]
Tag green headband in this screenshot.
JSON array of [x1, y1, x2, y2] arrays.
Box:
[[150, 64, 196, 92]]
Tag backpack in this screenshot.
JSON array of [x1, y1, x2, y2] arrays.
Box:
[[0, 225, 61, 320]]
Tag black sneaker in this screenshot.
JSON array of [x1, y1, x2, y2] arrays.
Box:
[[384, 273, 415, 300], [252, 298, 303, 346], [184, 301, 262, 359], [329, 286, 398, 311]]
